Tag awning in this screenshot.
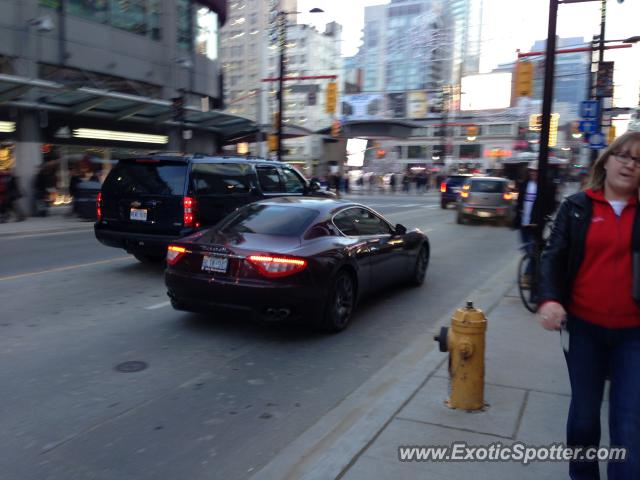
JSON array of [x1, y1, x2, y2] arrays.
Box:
[[315, 119, 423, 139], [0, 73, 257, 143], [225, 124, 315, 144]]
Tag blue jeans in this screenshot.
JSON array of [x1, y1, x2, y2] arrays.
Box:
[[564, 315, 640, 479]]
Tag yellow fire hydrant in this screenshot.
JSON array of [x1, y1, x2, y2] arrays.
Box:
[[434, 301, 487, 411]]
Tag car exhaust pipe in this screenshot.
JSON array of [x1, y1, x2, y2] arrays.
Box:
[[277, 308, 291, 319]]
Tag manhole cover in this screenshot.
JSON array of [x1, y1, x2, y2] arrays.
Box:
[[115, 361, 148, 373]]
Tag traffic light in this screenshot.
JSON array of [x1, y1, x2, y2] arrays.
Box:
[[465, 125, 479, 138], [549, 113, 560, 147], [326, 82, 337, 114], [331, 119, 341, 137], [267, 134, 278, 152], [608, 125, 616, 144], [515, 61, 534, 97], [272, 112, 280, 130], [529, 114, 542, 131]]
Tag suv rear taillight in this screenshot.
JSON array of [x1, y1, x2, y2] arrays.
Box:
[[440, 182, 446, 193], [503, 192, 513, 201], [96, 191, 102, 221], [167, 245, 187, 265], [247, 254, 308, 278], [183, 196, 198, 228]]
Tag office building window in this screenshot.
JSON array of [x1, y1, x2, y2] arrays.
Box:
[[43, 0, 161, 38], [196, 7, 219, 60], [177, 0, 191, 50], [111, 0, 147, 36], [66, 0, 109, 24]]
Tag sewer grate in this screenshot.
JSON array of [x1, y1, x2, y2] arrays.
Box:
[[115, 361, 148, 373]]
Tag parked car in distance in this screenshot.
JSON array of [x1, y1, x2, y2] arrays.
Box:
[[165, 197, 430, 332], [456, 177, 515, 225], [95, 154, 333, 263], [440, 174, 473, 208]]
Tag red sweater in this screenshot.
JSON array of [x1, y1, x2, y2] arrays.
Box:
[[570, 189, 640, 328]]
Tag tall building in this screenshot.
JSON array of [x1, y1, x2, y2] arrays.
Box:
[[531, 37, 589, 112], [450, 0, 483, 81], [0, 0, 238, 215], [264, 21, 343, 168], [219, 0, 296, 120], [357, 0, 454, 94]]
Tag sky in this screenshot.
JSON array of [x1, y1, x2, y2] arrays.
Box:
[[297, 0, 640, 106]]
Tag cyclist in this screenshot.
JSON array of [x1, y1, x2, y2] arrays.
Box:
[[513, 161, 557, 288]]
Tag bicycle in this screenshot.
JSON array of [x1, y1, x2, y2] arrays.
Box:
[[517, 216, 553, 313]]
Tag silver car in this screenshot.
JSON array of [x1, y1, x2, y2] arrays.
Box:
[[456, 177, 514, 225]]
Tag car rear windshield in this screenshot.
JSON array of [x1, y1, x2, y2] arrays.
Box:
[[469, 180, 505, 193], [446, 176, 469, 187], [220, 204, 318, 237], [102, 160, 187, 196]]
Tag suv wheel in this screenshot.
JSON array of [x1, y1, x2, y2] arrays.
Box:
[[440, 199, 447, 209]]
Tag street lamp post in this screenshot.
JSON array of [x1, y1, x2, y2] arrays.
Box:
[[275, 8, 323, 162]]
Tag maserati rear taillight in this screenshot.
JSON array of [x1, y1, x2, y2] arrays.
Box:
[[167, 245, 187, 265], [96, 191, 102, 221], [247, 255, 308, 278], [183, 196, 197, 228]]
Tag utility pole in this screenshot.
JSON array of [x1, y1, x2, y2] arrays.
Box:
[[591, 0, 607, 165], [276, 12, 286, 162], [535, 0, 558, 243]]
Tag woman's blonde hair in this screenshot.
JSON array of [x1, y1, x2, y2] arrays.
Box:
[[585, 131, 640, 190]]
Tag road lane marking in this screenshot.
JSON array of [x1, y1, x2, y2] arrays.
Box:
[[0, 227, 94, 241], [145, 301, 171, 310], [0, 256, 131, 282]]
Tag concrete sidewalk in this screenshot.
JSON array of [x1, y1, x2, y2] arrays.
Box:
[[0, 206, 94, 238], [252, 255, 609, 479]]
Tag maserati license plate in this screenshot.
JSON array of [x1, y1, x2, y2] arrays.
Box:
[[202, 255, 228, 273]]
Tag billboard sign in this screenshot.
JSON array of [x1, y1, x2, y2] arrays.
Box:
[[386, 93, 407, 119], [407, 91, 428, 119], [461, 73, 512, 110], [341, 94, 385, 120]]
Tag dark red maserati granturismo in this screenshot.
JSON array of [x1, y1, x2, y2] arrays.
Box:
[[165, 197, 429, 332]]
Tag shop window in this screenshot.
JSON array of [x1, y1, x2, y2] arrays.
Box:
[[407, 146, 426, 159]]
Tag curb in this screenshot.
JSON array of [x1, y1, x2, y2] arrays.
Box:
[[250, 254, 520, 480]]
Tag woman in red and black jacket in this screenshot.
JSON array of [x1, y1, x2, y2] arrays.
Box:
[[538, 131, 640, 479]]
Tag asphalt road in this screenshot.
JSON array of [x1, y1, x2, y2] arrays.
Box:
[[0, 193, 519, 480]]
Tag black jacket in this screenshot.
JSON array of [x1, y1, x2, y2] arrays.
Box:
[[513, 179, 558, 229], [538, 191, 640, 307]]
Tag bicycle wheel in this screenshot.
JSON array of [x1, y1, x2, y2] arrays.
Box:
[[518, 252, 538, 313]]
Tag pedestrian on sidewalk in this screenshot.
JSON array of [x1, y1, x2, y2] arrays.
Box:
[[0, 169, 25, 222], [513, 161, 557, 289], [538, 131, 640, 479]]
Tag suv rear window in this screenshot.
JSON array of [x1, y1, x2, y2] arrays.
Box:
[[102, 160, 187, 196], [192, 163, 251, 195], [220, 204, 317, 236], [446, 176, 470, 187], [469, 180, 505, 193]]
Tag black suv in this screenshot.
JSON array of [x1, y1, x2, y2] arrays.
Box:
[[440, 174, 473, 209], [95, 154, 332, 262]]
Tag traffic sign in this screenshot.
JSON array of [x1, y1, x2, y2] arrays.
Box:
[[580, 100, 599, 119], [578, 120, 598, 134], [588, 132, 606, 149]]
